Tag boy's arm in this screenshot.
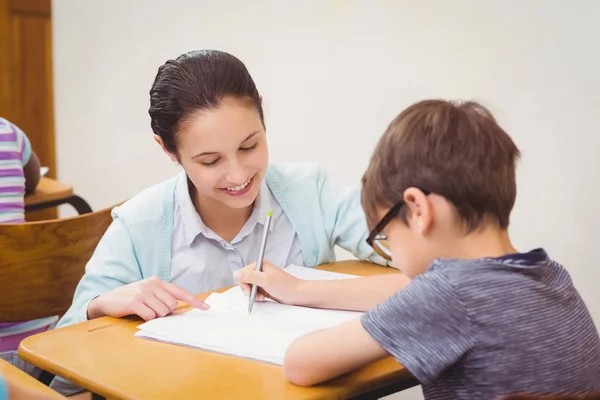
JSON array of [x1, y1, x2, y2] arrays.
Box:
[[283, 271, 474, 387], [284, 319, 388, 386], [236, 261, 411, 312], [296, 273, 411, 311]]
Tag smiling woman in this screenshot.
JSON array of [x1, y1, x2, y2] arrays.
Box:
[[53, 50, 388, 345]]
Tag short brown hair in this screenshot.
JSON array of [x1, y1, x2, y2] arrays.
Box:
[[362, 99, 521, 232]]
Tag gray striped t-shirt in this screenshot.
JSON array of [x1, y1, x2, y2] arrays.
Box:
[[361, 249, 600, 399]]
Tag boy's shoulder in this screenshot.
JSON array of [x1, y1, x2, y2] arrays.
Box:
[[431, 248, 568, 288], [362, 250, 600, 395]]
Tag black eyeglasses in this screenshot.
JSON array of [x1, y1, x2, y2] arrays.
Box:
[[366, 190, 431, 261]]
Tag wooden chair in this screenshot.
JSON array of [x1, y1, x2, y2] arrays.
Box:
[[495, 394, 600, 399], [0, 206, 114, 391], [0, 206, 114, 323], [0, 357, 65, 399]]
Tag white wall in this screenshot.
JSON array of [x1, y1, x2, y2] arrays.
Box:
[[53, 1, 600, 398]]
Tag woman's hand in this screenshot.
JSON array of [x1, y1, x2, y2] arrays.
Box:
[[87, 277, 209, 321]]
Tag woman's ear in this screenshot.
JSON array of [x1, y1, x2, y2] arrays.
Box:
[[154, 134, 178, 164], [403, 188, 433, 235]]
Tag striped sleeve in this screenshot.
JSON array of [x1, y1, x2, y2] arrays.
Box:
[[14, 123, 32, 165], [361, 270, 475, 384]]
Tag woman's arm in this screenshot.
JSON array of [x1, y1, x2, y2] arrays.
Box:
[[57, 217, 146, 327], [314, 166, 388, 265]]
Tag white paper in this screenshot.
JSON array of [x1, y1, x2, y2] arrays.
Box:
[[283, 264, 360, 281], [135, 265, 361, 365]]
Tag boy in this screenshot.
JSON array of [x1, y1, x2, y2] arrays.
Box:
[[235, 100, 600, 398]]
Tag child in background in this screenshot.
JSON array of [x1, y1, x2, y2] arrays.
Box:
[[0, 117, 40, 222], [0, 117, 54, 377], [236, 100, 600, 398]]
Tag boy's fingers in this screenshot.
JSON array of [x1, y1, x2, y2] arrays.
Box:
[[236, 267, 267, 287], [239, 282, 251, 296], [240, 282, 267, 302]]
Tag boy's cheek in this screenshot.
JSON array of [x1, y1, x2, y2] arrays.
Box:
[[389, 239, 425, 277], [388, 242, 409, 274]]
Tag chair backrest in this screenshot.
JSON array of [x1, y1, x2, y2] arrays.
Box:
[[495, 394, 600, 400], [0, 206, 114, 322]]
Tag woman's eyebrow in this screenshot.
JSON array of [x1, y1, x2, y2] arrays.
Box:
[[192, 131, 261, 159]]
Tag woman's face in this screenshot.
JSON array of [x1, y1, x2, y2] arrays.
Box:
[[160, 97, 269, 210]]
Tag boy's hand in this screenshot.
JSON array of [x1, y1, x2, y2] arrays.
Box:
[[234, 261, 304, 305], [87, 277, 210, 321]]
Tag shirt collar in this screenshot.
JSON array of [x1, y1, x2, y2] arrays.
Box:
[[233, 179, 274, 244], [176, 172, 274, 246], [176, 171, 209, 246]]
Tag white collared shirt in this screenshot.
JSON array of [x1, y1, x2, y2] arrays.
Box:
[[170, 172, 304, 294]]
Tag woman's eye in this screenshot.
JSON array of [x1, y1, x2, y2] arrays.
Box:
[[201, 158, 220, 167], [240, 143, 258, 152]]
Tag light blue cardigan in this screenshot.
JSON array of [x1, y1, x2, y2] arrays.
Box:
[[56, 163, 385, 328]]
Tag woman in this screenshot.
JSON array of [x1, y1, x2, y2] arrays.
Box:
[[57, 49, 385, 328]]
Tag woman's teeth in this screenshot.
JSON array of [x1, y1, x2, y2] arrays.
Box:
[[226, 178, 251, 192]]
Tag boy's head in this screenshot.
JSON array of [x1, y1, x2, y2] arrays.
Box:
[[362, 100, 521, 277]]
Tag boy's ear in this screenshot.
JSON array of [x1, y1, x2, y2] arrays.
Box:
[[403, 188, 433, 235], [154, 134, 179, 164]]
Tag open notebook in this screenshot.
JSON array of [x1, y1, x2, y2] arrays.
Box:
[[135, 265, 362, 365]]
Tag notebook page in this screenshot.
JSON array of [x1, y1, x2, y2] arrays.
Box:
[[136, 266, 363, 364], [137, 294, 361, 365]]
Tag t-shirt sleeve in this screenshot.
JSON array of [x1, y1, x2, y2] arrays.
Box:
[[15, 123, 32, 165], [361, 269, 475, 384]]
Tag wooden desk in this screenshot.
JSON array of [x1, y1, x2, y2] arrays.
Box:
[[0, 358, 64, 399], [25, 177, 92, 215], [19, 261, 418, 400]]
